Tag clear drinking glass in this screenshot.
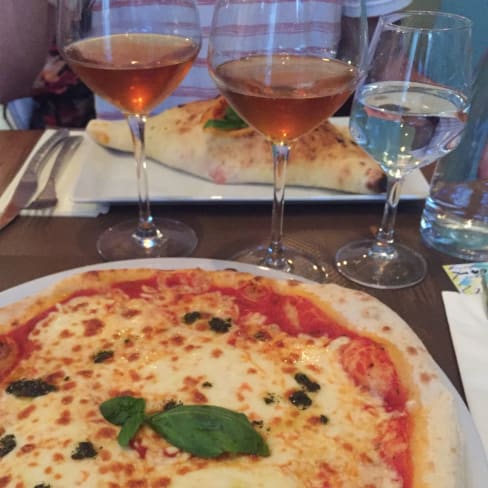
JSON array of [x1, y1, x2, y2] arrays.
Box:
[[57, 0, 201, 261], [335, 11, 472, 289], [207, 0, 367, 282], [420, 53, 488, 261]]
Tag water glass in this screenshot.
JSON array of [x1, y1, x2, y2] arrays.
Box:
[[420, 53, 488, 261]]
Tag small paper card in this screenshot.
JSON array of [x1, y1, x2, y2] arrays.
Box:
[[443, 262, 488, 294]]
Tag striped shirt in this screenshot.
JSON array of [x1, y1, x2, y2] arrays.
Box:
[[95, 0, 411, 120]]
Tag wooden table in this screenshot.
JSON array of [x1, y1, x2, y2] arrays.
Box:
[[0, 130, 466, 397]]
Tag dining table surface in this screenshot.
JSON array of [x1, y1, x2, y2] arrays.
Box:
[[0, 129, 467, 400]]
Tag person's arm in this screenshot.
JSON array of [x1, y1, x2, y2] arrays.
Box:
[[334, 0, 412, 115], [0, 0, 55, 104], [340, 0, 413, 57]]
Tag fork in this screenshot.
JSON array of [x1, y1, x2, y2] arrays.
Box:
[[26, 135, 83, 210]]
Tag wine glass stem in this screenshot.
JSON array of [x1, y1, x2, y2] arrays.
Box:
[[264, 143, 289, 268], [372, 175, 403, 257], [127, 114, 161, 246]]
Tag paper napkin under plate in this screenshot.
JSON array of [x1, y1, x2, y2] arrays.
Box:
[[0, 130, 109, 218], [442, 290, 488, 457]]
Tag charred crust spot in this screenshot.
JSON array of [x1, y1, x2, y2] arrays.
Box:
[[406, 346, 418, 356], [420, 372, 433, 384]]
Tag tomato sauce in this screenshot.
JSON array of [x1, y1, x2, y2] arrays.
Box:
[[212, 284, 360, 340], [0, 306, 56, 382], [111, 277, 159, 298]]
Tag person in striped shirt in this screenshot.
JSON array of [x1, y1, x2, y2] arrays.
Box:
[[1, 0, 411, 128], [95, 0, 412, 120]]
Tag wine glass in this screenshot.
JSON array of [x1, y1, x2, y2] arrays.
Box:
[[207, 0, 367, 282], [57, 0, 201, 260], [335, 11, 472, 289]]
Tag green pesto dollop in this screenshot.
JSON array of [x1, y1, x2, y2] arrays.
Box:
[[0, 433, 16, 457], [208, 317, 232, 333], [71, 441, 98, 460], [6, 379, 57, 398]]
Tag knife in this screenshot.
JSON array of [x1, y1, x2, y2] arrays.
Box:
[[0, 129, 69, 230]]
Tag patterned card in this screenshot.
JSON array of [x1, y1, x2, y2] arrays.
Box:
[[443, 262, 488, 294]]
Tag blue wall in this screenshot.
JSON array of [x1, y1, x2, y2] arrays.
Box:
[[439, 0, 488, 67]]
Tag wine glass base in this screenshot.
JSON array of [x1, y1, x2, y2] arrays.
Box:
[[230, 245, 328, 283], [335, 239, 427, 289], [96, 218, 197, 261]]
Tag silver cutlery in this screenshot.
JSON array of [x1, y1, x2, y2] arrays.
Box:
[[26, 135, 83, 210], [0, 129, 69, 230]]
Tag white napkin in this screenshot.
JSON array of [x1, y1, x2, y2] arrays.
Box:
[[442, 290, 488, 456], [0, 130, 109, 218]]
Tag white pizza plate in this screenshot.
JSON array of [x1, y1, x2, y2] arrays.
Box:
[[71, 117, 430, 204], [0, 257, 485, 486]]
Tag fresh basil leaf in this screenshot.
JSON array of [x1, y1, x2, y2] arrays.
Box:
[[225, 107, 245, 123], [204, 107, 248, 131], [117, 411, 145, 447], [99, 396, 146, 426], [145, 405, 270, 458]]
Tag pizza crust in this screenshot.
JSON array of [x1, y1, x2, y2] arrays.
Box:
[[298, 282, 464, 488], [0, 268, 463, 487], [86, 97, 386, 195]]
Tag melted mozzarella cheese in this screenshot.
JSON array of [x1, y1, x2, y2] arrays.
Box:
[[0, 279, 404, 487]]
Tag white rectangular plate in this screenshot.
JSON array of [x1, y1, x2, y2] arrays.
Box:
[[72, 118, 430, 204]]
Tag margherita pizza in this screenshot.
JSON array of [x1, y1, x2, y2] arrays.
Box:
[[86, 97, 386, 195], [0, 267, 462, 487]]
